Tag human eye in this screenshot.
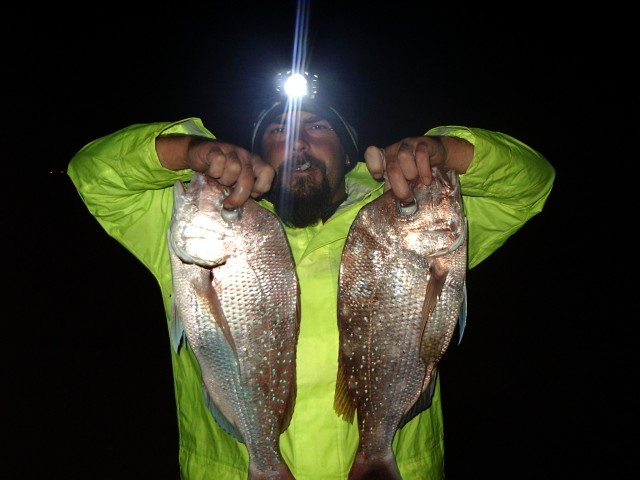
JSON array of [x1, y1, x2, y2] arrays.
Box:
[[267, 125, 286, 135], [307, 121, 333, 133]]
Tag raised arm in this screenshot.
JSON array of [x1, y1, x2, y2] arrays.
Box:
[[67, 117, 274, 274], [364, 126, 556, 268]]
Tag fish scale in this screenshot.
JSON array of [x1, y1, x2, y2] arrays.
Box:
[[335, 166, 467, 480], [168, 172, 299, 480]]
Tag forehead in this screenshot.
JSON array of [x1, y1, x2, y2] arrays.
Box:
[[269, 110, 327, 124]]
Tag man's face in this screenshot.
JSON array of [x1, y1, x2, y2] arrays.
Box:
[[260, 110, 348, 227]]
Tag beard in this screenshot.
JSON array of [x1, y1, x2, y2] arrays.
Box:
[[268, 155, 334, 228]]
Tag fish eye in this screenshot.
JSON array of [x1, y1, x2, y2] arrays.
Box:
[[397, 198, 417, 215], [221, 206, 242, 222]]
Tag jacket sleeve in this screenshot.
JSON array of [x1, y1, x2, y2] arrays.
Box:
[[426, 126, 556, 269], [67, 118, 215, 278]]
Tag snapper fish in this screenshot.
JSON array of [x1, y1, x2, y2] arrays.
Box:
[[168, 172, 300, 480], [335, 166, 468, 479]]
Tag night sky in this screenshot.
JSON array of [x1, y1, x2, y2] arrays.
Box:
[[6, 2, 632, 479]]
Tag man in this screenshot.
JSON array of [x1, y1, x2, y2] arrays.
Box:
[[67, 74, 555, 479]]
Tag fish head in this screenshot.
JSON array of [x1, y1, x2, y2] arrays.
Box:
[[168, 172, 240, 267], [394, 167, 466, 257]]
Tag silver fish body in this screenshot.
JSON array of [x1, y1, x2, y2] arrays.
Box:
[[335, 166, 467, 479], [168, 172, 299, 479]]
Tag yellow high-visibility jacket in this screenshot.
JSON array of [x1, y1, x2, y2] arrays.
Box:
[[67, 118, 555, 479]]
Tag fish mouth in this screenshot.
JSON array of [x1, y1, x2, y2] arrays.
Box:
[[168, 234, 222, 268]]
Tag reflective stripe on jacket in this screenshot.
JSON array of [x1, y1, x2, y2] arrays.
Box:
[[67, 118, 555, 479]]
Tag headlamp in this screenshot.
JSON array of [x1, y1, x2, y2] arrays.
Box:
[[275, 71, 319, 100]]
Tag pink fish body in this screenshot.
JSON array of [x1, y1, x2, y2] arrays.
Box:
[[335, 166, 467, 479], [168, 172, 299, 479]]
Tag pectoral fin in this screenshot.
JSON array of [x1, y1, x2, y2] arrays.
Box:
[[194, 271, 240, 367], [418, 261, 448, 361]]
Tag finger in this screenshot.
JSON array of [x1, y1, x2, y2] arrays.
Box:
[[249, 154, 275, 197], [414, 141, 434, 185], [364, 145, 386, 180], [395, 142, 419, 182], [223, 162, 254, 209], [386, 161, 413, 203], [203, 145, 228, 179], [215, 150, 243, 187]]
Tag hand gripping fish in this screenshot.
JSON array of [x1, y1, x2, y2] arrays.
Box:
[[168, 172, 300, 480], [335, 166, 467, 479]]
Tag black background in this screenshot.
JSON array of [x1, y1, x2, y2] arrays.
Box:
[[5, 2, 633, 479]]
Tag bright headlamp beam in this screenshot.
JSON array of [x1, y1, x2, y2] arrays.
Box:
[[275, 71, 319, 100], [284, 73, 308, 98]]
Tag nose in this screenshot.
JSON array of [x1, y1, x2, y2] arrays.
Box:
[[291, 126, 309, 152]]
